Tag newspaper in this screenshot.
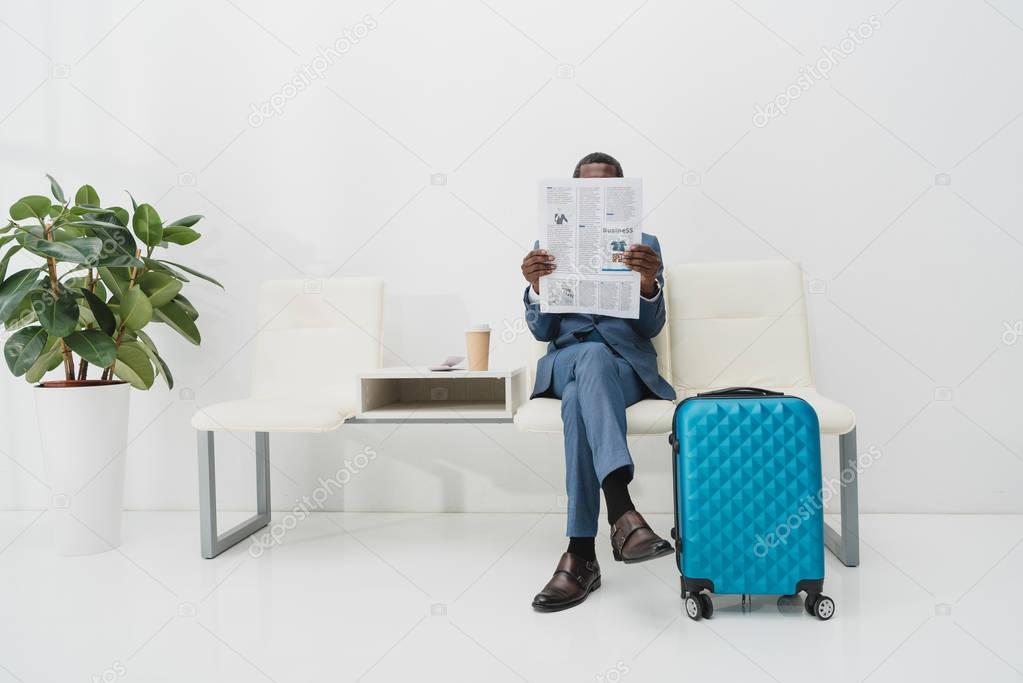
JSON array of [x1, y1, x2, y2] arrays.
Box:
[[537, 177, 642, 318]]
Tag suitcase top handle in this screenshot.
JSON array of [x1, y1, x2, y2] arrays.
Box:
[[696, 387, 784, 398]]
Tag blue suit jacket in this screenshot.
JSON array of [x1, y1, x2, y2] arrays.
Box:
[[524, 232, 676, 401]]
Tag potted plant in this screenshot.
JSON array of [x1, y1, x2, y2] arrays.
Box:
[[1, 175, 221, 555]]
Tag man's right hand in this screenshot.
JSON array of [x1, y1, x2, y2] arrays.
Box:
[[521, 249, 556, 294]]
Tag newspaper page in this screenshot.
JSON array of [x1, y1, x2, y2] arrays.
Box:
[[537, 177, 643, 319]]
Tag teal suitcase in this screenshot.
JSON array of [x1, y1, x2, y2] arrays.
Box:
[[669, 387, 835, 620]]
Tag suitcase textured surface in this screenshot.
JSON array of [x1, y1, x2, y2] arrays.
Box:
[[673, 389, 824, 597]]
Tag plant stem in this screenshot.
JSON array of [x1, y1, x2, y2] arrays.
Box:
[[43, 220, 75, 380], [76, 270, 96, 381], [103, 250, 144, 381], [128, 249, 142, 286]]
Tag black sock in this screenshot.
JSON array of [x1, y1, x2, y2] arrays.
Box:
[[602, 466, 635, 526], [567, 536, 596, 561]]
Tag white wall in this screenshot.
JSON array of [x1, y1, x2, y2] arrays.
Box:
[[1, 0, 1021, 514]]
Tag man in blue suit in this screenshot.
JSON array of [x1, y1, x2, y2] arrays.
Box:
[[524, 153, 676, 612]]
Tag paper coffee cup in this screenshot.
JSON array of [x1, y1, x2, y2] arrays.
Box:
[[465, 325, 491, 371]]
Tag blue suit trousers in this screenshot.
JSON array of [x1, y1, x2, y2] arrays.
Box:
[[549, 341, 647, 537]]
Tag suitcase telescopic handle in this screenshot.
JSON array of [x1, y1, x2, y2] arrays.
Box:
[[696, 386, 783, 397]]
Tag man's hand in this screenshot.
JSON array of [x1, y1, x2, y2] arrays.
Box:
[[522, 249, 556, 294], [623, 244, 661, 298]]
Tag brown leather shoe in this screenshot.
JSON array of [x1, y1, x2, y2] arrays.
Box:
[[610, 510, 673, 564], [531, 552, 601, 612]]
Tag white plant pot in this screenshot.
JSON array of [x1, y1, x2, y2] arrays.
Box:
[[34, 381, 131, 556]]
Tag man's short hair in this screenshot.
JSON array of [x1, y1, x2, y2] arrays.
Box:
[[572, 152, 624, 178]]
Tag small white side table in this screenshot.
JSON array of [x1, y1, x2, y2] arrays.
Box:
[[349, 367, 528, 424]]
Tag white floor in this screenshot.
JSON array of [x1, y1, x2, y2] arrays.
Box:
[[0, 512, 1021, 683]]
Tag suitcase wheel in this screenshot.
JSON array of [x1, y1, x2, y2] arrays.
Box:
[[698, 593, 714, 618], [805, 593, 836, 620], [683, 592, 713, 620], [684, 595, 700, 620]]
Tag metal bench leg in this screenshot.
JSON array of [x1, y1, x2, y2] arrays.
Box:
[[198, 430, 271, 559], [824, 427, 860, 567]]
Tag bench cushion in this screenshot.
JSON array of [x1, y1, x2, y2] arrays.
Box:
[[191, 397, 355, 433], [513, 398, 675, 435], [513, 387, 855, 436]]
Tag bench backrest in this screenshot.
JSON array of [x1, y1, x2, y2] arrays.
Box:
[[252, 278, 384, 400], [528, 261, 813, 397], [664, 260, 813, 396]]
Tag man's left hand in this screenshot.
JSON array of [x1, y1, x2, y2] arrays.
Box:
[[623, 244, 661, 298]]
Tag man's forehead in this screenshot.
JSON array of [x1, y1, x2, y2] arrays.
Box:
[[577, 163, 618, 178]]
